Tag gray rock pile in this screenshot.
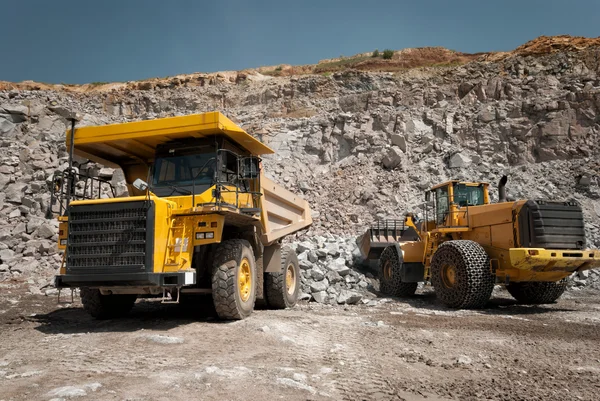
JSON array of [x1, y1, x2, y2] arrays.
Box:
[[290, 235, 377, 304], [1, 41, 599, 293]]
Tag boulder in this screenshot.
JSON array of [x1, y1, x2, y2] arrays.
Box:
[[390, 134, 407, 152], [36, 223, 56, 239], [312, 291, 328, 303], [310, 279, 329, 293], [449, 153, 471, 169], [5, 183, 26, 203], [382, 146, 404, 169], [337, 290, 363, 305]]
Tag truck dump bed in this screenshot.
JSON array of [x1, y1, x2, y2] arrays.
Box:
[[261, 175, 312, 244]]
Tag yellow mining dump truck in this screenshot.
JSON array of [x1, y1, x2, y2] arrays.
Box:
[[359, 177, 600, 308], [51, 112, 312, 320]]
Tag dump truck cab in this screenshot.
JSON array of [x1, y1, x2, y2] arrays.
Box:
[[51, 112, 312, 320], [359, 176, 600, 309]]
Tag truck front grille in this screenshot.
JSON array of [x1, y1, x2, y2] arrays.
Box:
[[66, 200, 155, 274]]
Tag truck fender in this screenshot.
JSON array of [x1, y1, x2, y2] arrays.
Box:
[[386, 243, 425, 283]]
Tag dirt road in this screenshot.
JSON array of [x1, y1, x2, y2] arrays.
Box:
[[1, 281, 599, 401]]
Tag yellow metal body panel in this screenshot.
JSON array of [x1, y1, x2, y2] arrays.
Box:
[[510, 248, 600, 272], [260, 175, 313, 245], [68, 112, 274, 169], [57, 222, 68, 251], [399, 241, 425, 263]]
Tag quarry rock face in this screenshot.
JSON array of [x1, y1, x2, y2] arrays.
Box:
[[0, 38, 599, 292]]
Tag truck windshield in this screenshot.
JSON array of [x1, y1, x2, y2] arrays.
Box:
[[453, 184, 484, 207], [151, 153, 216, 196]]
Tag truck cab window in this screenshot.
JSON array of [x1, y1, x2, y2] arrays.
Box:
[[435, 186, 449, 225], [453, 184, 485, 207], [151, 153, 216, 196]]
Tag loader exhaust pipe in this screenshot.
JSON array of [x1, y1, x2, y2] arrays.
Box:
[[498, 175, 508, 203]]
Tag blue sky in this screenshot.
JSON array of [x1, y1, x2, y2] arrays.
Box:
[[1, 0, 599, 84]]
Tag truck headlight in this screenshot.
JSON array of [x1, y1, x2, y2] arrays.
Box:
[[195, 232, 205, 240], [60, 239, 67, 246], [205, 232, 214, 239]]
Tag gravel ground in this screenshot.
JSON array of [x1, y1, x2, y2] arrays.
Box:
[[0, 280, 599, 401]]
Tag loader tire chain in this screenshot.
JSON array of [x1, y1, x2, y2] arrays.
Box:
[[430, 240, 494, 309], [378, 246, 418, 297], [506, 279, 568, 304], [265, 247, 293, 309], [80, 287, 136, 319], [211, 239, 255, 320]]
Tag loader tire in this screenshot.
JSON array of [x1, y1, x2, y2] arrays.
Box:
[[378, 246, 418, 297], [80, 288, 137, 319], [265, 247, 300, 309], [430, 240, 494, 309], [211, 239, 256, 320], [506, 279, 567, 304]]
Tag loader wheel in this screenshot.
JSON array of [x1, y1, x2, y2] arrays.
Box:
[[378, 246, 418, 297], [430, 240, 494, 309], [265, 247, 300, 309], [80, 288, 137, 319], [211, 239, 257, 320], [506, 279, 567, 304]]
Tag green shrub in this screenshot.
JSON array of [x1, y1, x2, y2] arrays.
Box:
[[382, 49, 394, 60], [372, 49, 379, 58]]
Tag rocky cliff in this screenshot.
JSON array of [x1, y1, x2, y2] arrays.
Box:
[[1, 35, 599, 294]]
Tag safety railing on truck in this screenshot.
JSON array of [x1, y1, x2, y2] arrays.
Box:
[[197, 150, 263, 216], [48, 169, 116, 217]]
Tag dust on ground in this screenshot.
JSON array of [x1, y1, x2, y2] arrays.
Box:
[[1, 281, 599, 401]]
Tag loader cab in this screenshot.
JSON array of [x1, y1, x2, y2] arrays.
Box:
[[427, 181, 490, 226]]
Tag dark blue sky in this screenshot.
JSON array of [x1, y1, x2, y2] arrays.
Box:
[[1, 0, 599, 84]]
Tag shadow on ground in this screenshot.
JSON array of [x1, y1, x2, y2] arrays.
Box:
[[32, 296, 223, 335], [381, 289, 579, 316]]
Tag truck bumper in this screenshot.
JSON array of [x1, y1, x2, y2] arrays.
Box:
[[509, 248, 600, 272], [55, 271, 196, 289]]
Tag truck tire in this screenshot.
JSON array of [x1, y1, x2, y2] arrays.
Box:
[[378, 246, 418, 297], [506, 279, 567, 304], [430, 240, 494, 309], [80, 288, 137, 319], [211, 239, 256, 320], [265, 247, 300, 309]]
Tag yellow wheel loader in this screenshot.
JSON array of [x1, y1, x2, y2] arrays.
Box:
[[359, 177, 600, 308], [50, 112, 312, 320]]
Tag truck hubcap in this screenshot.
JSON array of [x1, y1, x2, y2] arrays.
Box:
[[383, 260, 393, 280], [286, 264, 296, 295], [441, 264, 457, 288], [238, 258, 252, 302]]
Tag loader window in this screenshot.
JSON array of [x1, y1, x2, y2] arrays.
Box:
[[435, 186, 449, 225], [453, 184, 484, 207]]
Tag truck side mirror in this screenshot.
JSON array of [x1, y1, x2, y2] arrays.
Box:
[[133, 178, 148, 192]]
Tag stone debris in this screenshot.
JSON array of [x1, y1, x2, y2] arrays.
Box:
[[145, 334, 184, 344], [0, 41, 599, 295]]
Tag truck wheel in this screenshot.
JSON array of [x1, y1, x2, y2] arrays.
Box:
[[506, 279, 567, 304], [211, 239, 256, 320], [378, 246, 418, 297], [430, 240, 494, 309], [80, 288, 137, 319], [265, 247, 300, 309]]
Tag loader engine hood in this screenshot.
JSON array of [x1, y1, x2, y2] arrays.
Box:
[[517, 199, 585, 250]]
